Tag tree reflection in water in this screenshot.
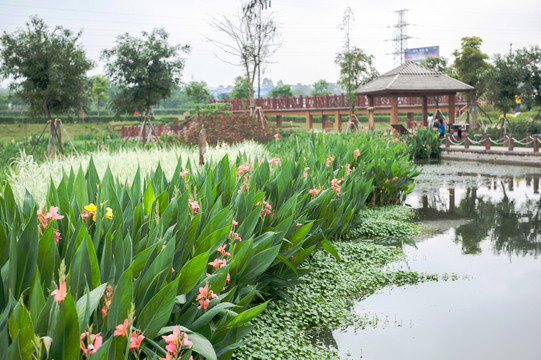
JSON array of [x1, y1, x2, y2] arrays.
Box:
[[418, 175, 541, 257]]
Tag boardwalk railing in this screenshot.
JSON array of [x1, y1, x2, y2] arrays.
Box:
[[211, 93, 468, 112], [445, 133, 541, 153]]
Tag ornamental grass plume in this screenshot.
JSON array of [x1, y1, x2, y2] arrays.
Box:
[[8, 142, 268, 203]]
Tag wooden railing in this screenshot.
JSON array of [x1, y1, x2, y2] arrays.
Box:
[[211, 93, 468, 112]]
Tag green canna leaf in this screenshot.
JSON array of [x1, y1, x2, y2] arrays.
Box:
[[106, 268, 133, 333], [8, 301, 34, 360], [75, 282, 107, 332], [177, 251, 209, 295], [137, 276, 179, 338], [225, 301, 269, 328], [49, 293, 80, 360]]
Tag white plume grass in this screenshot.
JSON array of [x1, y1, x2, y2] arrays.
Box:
[[8, 142, 268, 204]]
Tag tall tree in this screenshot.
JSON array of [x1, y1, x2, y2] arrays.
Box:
[[231, 76, 250, 99], [483, 51, 530, 119], [102, 28, 190, 116], [312, 79, 331, 95], [185, 81, 211, 104], [453, 36, 491, 129], [336, 8, 379, 117], [336, 48, 378, 115], [0, 16, 93, 157], [517, 46, 541, 111], [91, 75, 109, 116], [210, 3, 280, 108]]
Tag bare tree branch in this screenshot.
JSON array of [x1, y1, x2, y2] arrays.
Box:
[[209, 3, 280, 107]]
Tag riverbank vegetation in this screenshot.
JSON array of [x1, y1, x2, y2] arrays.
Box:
[[0, 131, 426, 359]]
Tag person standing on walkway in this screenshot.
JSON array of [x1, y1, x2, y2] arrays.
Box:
[[439, 120, 446, 138]]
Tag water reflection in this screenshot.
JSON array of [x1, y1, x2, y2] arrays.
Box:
[[415, 174, 541, 257], [333, 162, 541, 360]]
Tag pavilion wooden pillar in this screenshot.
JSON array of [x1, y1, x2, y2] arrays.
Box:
[[335, 111, 342, 132], [390, 96, 399, 125], [368, 96, 375, 131], [422, 96, 428, 127], [322, 115, 328, 131], [305, 112, 313, 130], [276, 115, 282, 128], [448, 93, 456, 125]]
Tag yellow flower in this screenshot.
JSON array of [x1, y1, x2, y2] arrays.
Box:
[[105, 207, 114, 219], [84, 203, 97, 212], [84, 203, 97, 221]]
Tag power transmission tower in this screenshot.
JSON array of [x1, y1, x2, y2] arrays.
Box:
[[390, 9, 411, 65]]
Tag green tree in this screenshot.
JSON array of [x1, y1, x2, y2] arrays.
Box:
[[452, 36, 491, 129], [421, 56, 456, 77], [336, 47, 378, 114], [483, 51, 526, 118], [312, 79, 330, 95], [102, 28, 190, 115], [269, 84, 293, 97], [91, 75, 109, 116], [0, 16, 93, 156], [517, 46, 541, 110], [231, 76, 250, 99], [185, 81, 211, 104]]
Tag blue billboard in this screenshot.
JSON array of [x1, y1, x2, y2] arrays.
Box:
[[404, 46, 440, 63]]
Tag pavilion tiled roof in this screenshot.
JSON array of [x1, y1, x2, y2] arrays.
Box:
[[356, 62, 474, 96]]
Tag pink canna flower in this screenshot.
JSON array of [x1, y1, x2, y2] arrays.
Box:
[[269, 157, 281, 166], [101, 285, 113, 318], [274, 133, 280, 141], [258, 200, 272, 218], [232, 219, 238, 226], [54, 231, 62, 244], [45, 206, 64, 221], [80, 331, 102, 356], [51, 280, 67, 303], [129, 330, 145, 352], [180, 169, 190, 178], [326, 156, 334, 168], [237, 163, 251, 177], [188, 199, 200, 215], [217, 244, 231, 258], [114, 319, 129, 337], [309, 188, 320, 197], [353, 148, 360, 157], [196, 283, 218, 310]]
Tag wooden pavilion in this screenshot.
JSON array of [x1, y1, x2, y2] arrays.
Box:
[[356, 62, 474, 130]]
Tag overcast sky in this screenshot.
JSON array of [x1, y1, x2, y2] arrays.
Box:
[[1, 0, 540, 88]]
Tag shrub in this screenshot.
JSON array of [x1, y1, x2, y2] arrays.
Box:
[[182, 112, 276, 146]]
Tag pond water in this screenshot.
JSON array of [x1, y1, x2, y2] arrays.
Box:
[[333, 160, 541, 359]]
